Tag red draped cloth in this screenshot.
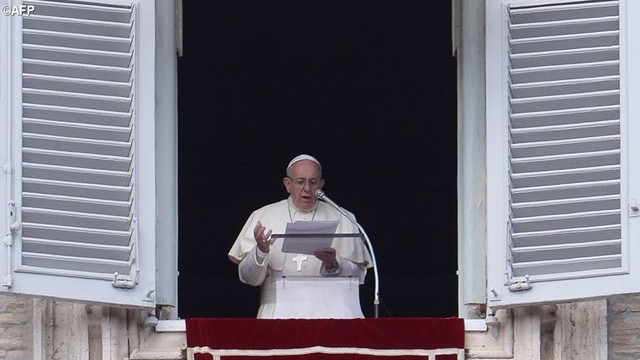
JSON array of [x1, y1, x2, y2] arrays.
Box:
[[186, 318, 465, 360]]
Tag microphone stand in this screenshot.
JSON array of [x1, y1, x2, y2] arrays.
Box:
[[316, 190, 380, 318]]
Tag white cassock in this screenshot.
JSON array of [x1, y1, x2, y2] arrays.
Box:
[[228, 197, 373, 319]]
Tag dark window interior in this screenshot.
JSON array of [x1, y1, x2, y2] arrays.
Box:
[[177, 0, 458, 318]]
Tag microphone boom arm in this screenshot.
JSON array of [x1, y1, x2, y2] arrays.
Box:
[[316, 190, 381, 318]]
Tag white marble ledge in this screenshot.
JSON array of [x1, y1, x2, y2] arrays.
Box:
[[155, 319, 488, 332], [156, 320, 187, 332]]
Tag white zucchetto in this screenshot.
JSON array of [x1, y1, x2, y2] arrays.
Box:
[[286, 154, 321, 173]]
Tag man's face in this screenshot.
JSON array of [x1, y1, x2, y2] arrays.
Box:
[[283, 160, 325, 212]]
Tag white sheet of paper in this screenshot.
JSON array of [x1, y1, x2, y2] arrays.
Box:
[[280, 220, 339, 254]]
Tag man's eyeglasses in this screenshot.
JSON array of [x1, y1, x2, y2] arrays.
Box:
[[288, 177, 321, 188]]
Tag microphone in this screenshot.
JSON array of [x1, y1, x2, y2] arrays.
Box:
[[315, 189, 381, 318]]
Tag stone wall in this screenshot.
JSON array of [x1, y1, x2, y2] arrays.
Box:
[[0, 294, 185, 360], [6, 292, 640, 360], [608, 294, 640, 360], [0, 295, 32, 360]]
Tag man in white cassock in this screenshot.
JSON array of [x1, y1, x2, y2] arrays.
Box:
[[228, 154, 373, 318]]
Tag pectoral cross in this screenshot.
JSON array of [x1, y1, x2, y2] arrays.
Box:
[[292, 254, 308, 272]]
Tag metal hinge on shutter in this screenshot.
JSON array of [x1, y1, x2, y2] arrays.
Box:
[[112, 270, 137, 289], [7, 200, 20, 234], [630, 199, 640, 217], [2, 162, 19, 289], [508, 275, 532, 292], [2, 199, 17, 288]]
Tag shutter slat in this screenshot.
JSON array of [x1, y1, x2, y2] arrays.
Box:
[[512, 164, 619, 180], [23, 147, 132, 172], [23, 207, 132, 232], [512, 180, 619, 196], [511, 46, 619, 59], [24, 59, 132, 82], [509, 0, 619, 12], [513, 223, 620, 239], [23, 118, 132, 142], [511, 46, 619, 69], [510, 15, 619, 30], [511, 75, 619, 98], [23, 29, 132, 53], [511, 134, 619, 149], [23, 192, 131, 217], [512, 195, 620, 219], [23, 178, 131, 202], [24, 27, 132, 41], [25, 0, 133, 20], [22, 151, 133, 169], [512, 142, 619, 161], [512, 211, 619, 234], [24, 15, 132, 38], [512, 255, 621, 276], [511, 120, 619, 140], [23, 89, 132, 113], [513, 194, 619, 208], [511, 104, 619, 120], [511, 30, 619, 44], [510, 88, 618, 101], [24, 104, 132, 127], [512, 239, 621, 262], [509, 1, 619, 23], [510, 32, 618, 54], [23, 237, 132, 261], [17, 266, 118, 281], [24, 58, 132, 72], [511, 75, 620, 88], [511, 135, 619, 159], [511, 61, 619, 83], [512, 226, 620, 250], [511, 149, 619, 163], [512, 184, 619, 204], [512, 157, 619, 175], [512, 166, 619, 189], [510, 89, 619, 113], [513, 209, 619, 223], [22, 223, 131, 246], [23, 147, 132, 162], [23, 163, 132, 187], [24, 45, 132, 68], [24, 74, 132, 97], [23, 133, 131, 157], [23, 117, 131, 132], [22, 253, 132, 274]]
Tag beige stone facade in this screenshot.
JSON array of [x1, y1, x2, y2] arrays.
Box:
[[0, 295, 185, 360], [4, 293, 640, 359]]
